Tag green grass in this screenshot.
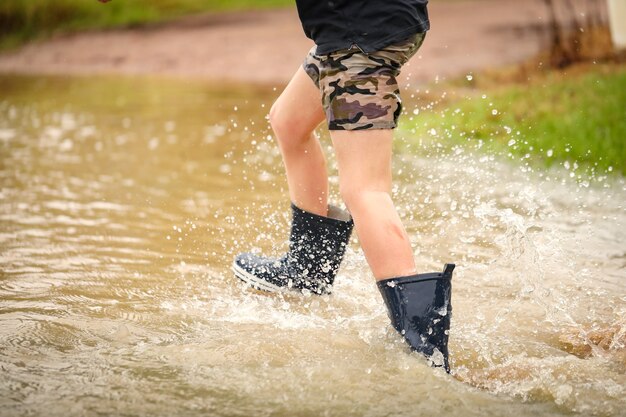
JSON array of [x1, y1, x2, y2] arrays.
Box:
[[399, 64, 626, 176], [0, 0, 293, 49]]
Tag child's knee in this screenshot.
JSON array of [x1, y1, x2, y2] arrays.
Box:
[[340, 186, 390, 212], [269, 101, 315, 147], [270, 101, 300, 140]]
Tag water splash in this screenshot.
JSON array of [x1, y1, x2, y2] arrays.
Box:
[[0, 75, 624, 417]]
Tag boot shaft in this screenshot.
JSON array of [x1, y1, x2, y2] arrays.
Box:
[[377, 264, 454, 372], [287, 202, 354, 281]]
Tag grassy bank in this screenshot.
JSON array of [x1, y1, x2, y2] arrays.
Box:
[[0, 0, 293, 49], [399, 64, 626, 176]]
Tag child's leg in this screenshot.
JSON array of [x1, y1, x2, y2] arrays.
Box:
[[330, 129, 417, 280], [269, 66, 328, 217], [233, 66, 354, 295]]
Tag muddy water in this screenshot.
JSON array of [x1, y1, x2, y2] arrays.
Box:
[[0, 74, 624, 417]]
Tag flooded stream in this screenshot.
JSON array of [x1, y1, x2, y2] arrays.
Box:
[[1, 74, 624, 417]]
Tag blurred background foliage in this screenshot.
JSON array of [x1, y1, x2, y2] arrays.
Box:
[[0, 0, 293, 49], [399, 64, 626, 176]]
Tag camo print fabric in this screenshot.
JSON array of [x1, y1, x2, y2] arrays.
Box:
[[303, 32, 426, 130]]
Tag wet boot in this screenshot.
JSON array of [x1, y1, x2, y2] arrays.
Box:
[[232, 201, 354, 295], [377, 263, 455, 373]]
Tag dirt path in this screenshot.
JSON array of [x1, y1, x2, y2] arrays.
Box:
[[0, 0, 552, 85]]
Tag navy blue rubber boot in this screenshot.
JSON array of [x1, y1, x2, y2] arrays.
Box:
[[377, 263, 455, 373], [232, 202, 354, 295]]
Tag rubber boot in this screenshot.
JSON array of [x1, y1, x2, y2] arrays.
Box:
[[232, 201, 354, 295], [377, 263, 455, 373]]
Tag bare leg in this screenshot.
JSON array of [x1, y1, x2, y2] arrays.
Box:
[[330, 129, 417, 280], [269, 66, 328, 216]]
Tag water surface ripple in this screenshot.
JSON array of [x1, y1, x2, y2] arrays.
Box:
[[0, 75, 624, 417]]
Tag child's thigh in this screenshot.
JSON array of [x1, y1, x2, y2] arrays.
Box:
[[270, 65, 325, 136]]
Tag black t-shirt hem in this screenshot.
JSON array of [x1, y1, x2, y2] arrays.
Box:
[[314, 21, 430, 56]]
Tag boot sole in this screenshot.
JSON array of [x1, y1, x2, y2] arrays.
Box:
[[231, 261, 286, 293], [231, 260, 329, 295]]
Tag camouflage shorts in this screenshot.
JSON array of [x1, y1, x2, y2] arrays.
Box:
[[303, 32, 426, 131]]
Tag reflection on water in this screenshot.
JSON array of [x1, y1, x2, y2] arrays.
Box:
[[0, 74, 624, 417]]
